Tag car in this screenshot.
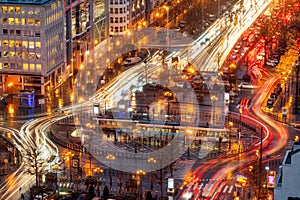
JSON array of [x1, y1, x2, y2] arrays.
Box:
[[238, 82, 259, 89], [233, 48, 239, 53], [267, 98, 274, 108], [266, 59, 278, 67], [231, 53, 238, 59], [123, 57, 141, 65], [179, 21, 187, 28], [174, 27, 181, 32]]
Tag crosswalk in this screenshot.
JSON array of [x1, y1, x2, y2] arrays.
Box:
[[196, 182, 235, 194]]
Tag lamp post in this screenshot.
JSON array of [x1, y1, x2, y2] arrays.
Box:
[[163, 5, 170, 44], [94, 167, 103, 197], [52, 163, 61, 195], [185, 128, 193, 159], [147, 157, 157, 191], [238, 109, 242, 162], [136, 169, 146, 199], [164, 91, 172, 116], [7, 82, 13, 101], [106, 154, 115, 192], [210, 95, 218, 126], [228, 121, 233, 150], [65, 151, 74, 182]]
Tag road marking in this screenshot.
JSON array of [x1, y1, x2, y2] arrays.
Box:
[[222, 185, 228, 193], [199, 183, 204, 190], [207, 183, 213, 192], [228, 185, 234, 193]]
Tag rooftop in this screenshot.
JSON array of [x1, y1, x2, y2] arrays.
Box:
[[0, 0, 55, 5]]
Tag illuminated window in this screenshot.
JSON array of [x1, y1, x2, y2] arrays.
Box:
[[29, 53, 35, 59], [22, 52, 28, 58], [3, 40, 8, 46], [22, 41, 28, 48], [36, 42, 41, 48], [0, 63, 2, 70], [2, 18, 8, 24], [15, 7, 20, 14], [15, 18, 20, 24], [23, 63, 28, 70], [30, 64, 35, 70], [28, 18, 34, 25], [16, 52, 21, 57], [36, 53, 41, 59], [21, 18, 26, 25], [29, 42, 34, 48], [10, 52, 15, 57], [28, 9, 34, 15], [2, 6, 7, 13], [3, 29, 8, 35], [3, 51, 8, 58], [36, 64, 41, 71], [9, 41, 14, 47], [35, 8, 40, 15], [35, 19, 40, 26], [4, 63, 9, 68], [21, 8, 26, 14], [8, 6, 14, 13], [8, 18, 14, 24], [16, 41, 21, 47]]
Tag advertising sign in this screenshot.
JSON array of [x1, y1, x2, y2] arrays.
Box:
[[168, 178, 174, 189], [267, 171, 276, 188]]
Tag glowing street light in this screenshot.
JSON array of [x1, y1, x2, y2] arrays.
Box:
[[106, 154, 115, 191], [52, 163, 61, 194], [148, 157, 157, 191]]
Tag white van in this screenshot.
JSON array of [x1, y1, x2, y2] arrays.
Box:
[[123, 57, 141, 65]]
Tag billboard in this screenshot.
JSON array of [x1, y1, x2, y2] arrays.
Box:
[[267, 170, 276, 188]]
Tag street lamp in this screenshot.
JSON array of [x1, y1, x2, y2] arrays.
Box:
[[52, 163, 61, 194], [64, 151, 74, 182], [228, 121, 233, 150], [164, 91, 173, 116], [185, 128, 193, 159], [210, 95, 218, 126], [238, 109, 242, 162], [136, 169, 146, 199], [7, 82, 13, 100], [106, 154, 115, 192], [147, 157, 157, 191], [162, 5, 170, 44], [94, 167, 103, 197]]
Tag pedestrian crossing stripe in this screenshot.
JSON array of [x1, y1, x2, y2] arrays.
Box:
[[197, 183, 234, 194]]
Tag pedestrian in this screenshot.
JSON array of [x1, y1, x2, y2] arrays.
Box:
[[21, 193, 24, 200]]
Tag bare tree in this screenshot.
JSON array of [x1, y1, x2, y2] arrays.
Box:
[[24, 148, 45, 187]]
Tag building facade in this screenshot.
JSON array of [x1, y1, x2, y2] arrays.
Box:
[[0, 0, 65, 95], [274, 141, 300, 200]]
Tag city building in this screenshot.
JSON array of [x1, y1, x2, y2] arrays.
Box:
[[0, 0, 65, 95], [109, 0, 173, 35], [274, 141, 300, 200], [64, 0, 108, 79]]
